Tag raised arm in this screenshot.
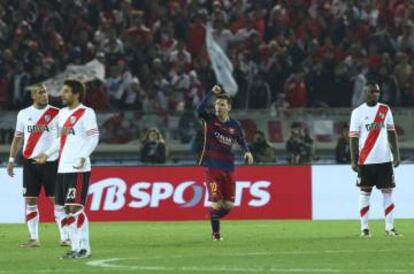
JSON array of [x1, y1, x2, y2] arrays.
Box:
[[197, 85, 221, 120]]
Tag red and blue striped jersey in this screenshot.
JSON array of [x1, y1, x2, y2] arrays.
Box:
[[197, 92, 250, 171]]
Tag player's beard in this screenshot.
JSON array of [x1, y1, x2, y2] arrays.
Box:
[[61, 97, 72, 107]]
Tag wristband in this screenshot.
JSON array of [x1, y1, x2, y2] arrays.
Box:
[[9, 157, 15, 163]]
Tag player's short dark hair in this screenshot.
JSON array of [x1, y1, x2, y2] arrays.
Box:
[[365, 80, 380, 92], [64, 79, 86, 101], [291, 122, 302, 129], [216, 94, 232, 106]]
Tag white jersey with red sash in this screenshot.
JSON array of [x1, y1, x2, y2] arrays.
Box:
[[57, 104, 99, 173], [349, 103, 395, 165], [15, 105, 59, 161]]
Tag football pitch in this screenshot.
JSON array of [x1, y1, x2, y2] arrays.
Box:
[[1, 220, 413, 274]]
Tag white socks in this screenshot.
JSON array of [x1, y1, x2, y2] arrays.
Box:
[[77, 211, 90, 252], [359, 189, 396, 231], [67, 210, 90, 253], [359, 191, 371, 230], [54, 206, 69, 242], [26, 205, 39, 240], [382, 189, 395, 231]]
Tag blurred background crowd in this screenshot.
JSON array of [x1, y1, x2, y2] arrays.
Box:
[[0, 0, 413, 164], [1, 0, 414, 112]]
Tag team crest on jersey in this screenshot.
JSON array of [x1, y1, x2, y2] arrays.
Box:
[[70, 116, 77, 124], [45, 115, 51, 122], [379, 112, 385, 119]]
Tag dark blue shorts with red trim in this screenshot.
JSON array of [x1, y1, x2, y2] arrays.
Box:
[[205, 168, 235, 202]]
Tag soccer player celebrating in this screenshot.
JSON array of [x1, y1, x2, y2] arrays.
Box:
[[197, 85, 253, 241], [349, 81, 401, 238], [36, 80, 99, 259], [7, 84, 69, 248]]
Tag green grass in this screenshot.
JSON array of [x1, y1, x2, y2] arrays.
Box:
[[0, 220, 413, 274]]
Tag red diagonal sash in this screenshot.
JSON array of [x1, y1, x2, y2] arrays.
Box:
[[60, 108, 86, 157], [358, 105, 388, 165], [23, 107, 59, 159]]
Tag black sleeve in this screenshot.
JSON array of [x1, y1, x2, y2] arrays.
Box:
[[141, 143, 149, 163], [155, 143, 167, 163]]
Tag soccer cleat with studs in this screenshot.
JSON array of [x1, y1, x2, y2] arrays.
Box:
[[74, 249, 92, 259], [385, 228, 402, 237], [20, 239, 40, 248], [212, 232, 223, 241], [60, 250, 77, 260], [361, 229, 371, 238]]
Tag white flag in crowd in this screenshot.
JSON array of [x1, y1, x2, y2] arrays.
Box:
[[206, 24, 238, 96], [27, 59, 105, 97]]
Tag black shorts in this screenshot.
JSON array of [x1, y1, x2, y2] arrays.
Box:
[[23, 159, 58, 197], [55, 172, 91, 206], [356, 162, 395, 189]]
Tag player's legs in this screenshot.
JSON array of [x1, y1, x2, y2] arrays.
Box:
[[359, 187, 372, 236], [23, 197, 41, 247], [61, 172, 91, 259], [206, 169, 226, 240], [377, 162, 399, 236], [51, 198, 70, 246], [65, 204, 90, 257], [206, 169, 236, 240], [222, 200, 234, 211], [381, 188, 396, 232], [22, 159, 41, 247], [357, 164, 375, 237], [42, 161, 70, 245]]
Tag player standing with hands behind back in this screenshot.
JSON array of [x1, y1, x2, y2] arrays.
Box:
[[36, 80, 99, 258], [197, 85, 253, 241], [349, 81, 401, 238]]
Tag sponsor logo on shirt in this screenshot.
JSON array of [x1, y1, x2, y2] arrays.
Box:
[[70, 116, 77, 125], [365, 122, 385, 131], [27, 125, 50, 133], [61, 127, 76, 135], [214, 131, 233, 145]]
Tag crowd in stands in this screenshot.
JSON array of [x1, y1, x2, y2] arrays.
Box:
[[1, 0, 414, 113]]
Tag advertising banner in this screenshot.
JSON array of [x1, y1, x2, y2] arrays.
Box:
[[33, 166, 312, 222], [312, 165, 414, 220]]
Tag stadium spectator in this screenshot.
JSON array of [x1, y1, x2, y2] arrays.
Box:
[[378, 65, 400, 106], [248, 74, 271, 109], [250, 130, 277, 164], [284, 68, 307, 108], [212, 14, 234, 53], [286, 122, 314, 164], [141, 127, 167, 164], [352, 64, 368, 108], [335, 124, 351, 164], [177, 101, 198, 144]]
